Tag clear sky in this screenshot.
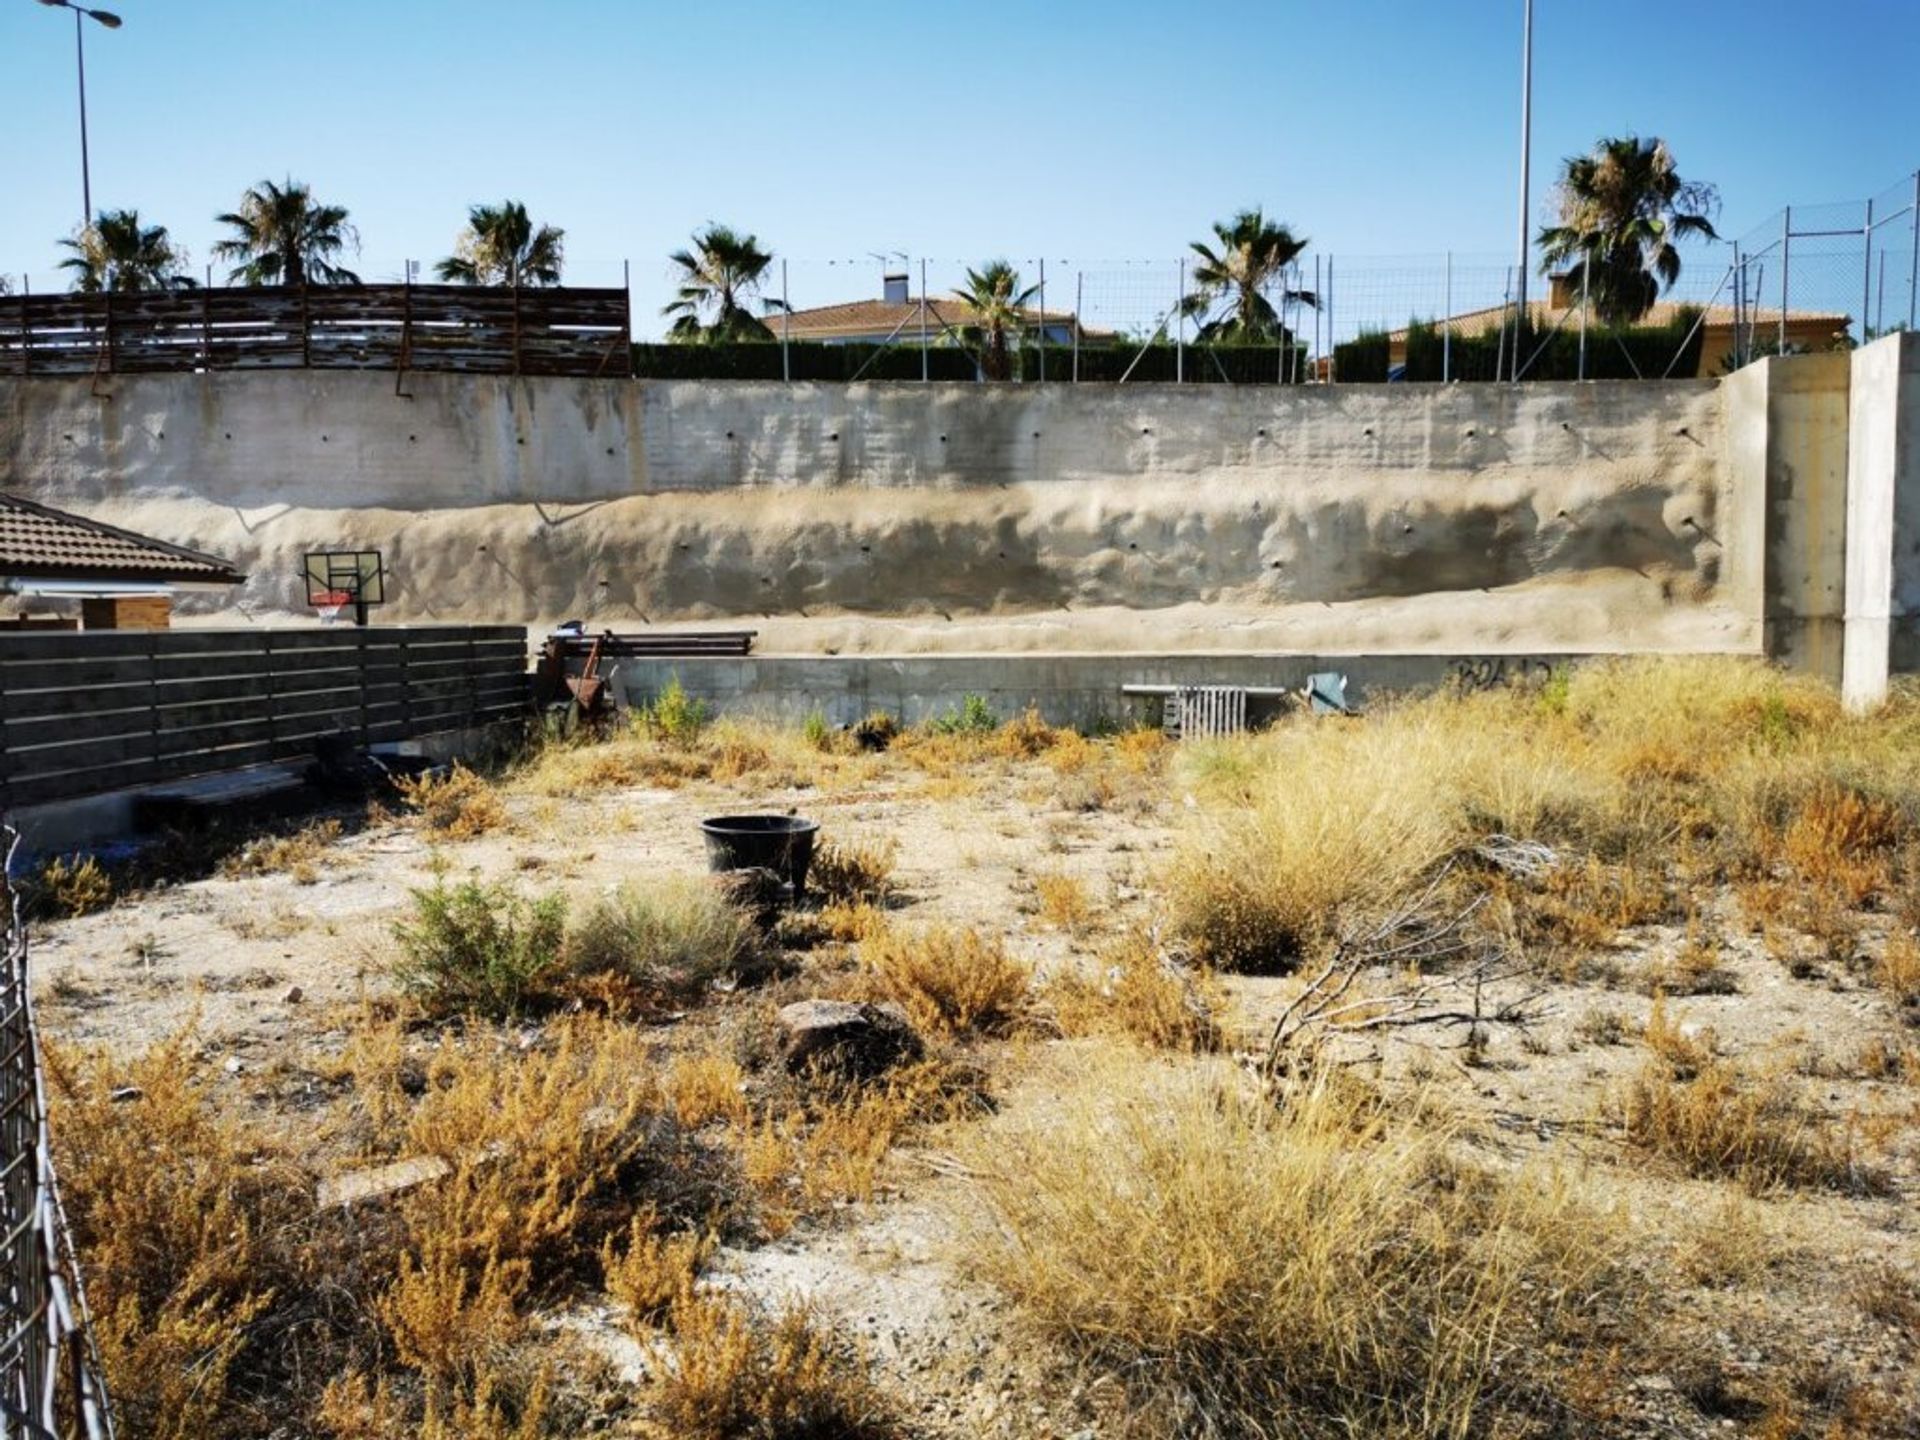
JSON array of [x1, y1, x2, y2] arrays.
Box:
[[4, 0, 1917, 338]]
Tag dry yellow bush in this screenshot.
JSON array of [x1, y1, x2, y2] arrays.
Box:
[[1620, 1056, 1875, 1193], [1874, 929, 1920, 1012], [815, 900, 889, 944], [664, 1051, 750, 1128], [1030, 868, 1094, 933], [989, 706, 1066, 759], [398, 1017, 666, 1277], [44, 1035, 331, 1440], [1047, 929, 1221, 1052], [809, 836, 898, 907], [602, 1207, 715, 1324], [861, 924, 1030, 1036], [1780, 784, 1904, 905], [28, 852, 114, 918], [396, 763, 508, 838], [957, 1053, 1628, 1438], [641, 1290, 896, 1439]]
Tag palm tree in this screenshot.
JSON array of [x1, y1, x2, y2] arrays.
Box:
[[1181, 209, 1312, 342], [956, 260, 1038, 381], [58, 209, 192, 293], [212, 177, 360, 286], [663, 225, 779, 341], [1537, 136, 1719, 327], [435, 201, 565, 287]]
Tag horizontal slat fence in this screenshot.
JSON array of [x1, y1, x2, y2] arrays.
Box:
[[0, 626, 529, 808], [0, 285, 631, 378]]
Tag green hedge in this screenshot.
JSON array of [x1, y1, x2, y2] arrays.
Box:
[[632, 339, 1311, 384], [1403, 311, 1703, 381], [1331, 331, 1391, 383]]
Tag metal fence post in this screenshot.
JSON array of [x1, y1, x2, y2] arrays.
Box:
[[1175, 258, 1185, 384], [1443, 251, 1452, 383], [919, 257, 928, 383], [1327, 255, 1335, 383], [1037, 257, 1046, 385], [1862, 198, 1875, 345], [1780, 208, 1791, 356], [1909, 172, 1919, 332], [1313, 255, 1323, 381], [780, 259, 790, 382], [1577, 249, 1589, 381], [1072, 271, 1081, 383]]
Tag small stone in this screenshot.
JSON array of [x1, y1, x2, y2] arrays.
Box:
[[108, 1086, 143, 1104], [222, 1056, 244, 1075], [282, 985, 304, 1004]]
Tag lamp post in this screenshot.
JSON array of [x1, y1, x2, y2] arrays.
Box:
[[37, 0, 123, 234], [1513, 0, 1533, 381]]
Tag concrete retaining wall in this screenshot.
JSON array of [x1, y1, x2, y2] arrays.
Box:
[[0, 371, 1748, 660]]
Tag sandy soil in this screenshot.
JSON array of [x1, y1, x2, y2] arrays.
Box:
[[27, 743, 1920, 1437]]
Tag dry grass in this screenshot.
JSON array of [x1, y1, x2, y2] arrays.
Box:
[[1029, 868, 1094, 933], [808, 836, 898, 907], [664, 1051, 750, 1128], [1169, 658, 1920, 975], [639, 1290, 896, 1439], [218, 817, 344, 884], [858, 924, 1030, 1037], [397, 763, 509, 838], [1875, 929, 1920, 1016], [957, 1053, 1630, 1438], [1046, 928, 1221, 1052], [564, 877, 775, 1005], [1619, 1055, 1877, 1193]]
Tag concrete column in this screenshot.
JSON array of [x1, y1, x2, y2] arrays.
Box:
[[1734, 352, 1853, 683], [1842, 331, 1920, 710]]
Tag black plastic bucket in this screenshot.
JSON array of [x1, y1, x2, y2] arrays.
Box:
[[699, 815, 821, 900]]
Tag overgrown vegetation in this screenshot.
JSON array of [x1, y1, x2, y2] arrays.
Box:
[[392, 878, 569, 1019], [959, 1055, 1632, 1438]]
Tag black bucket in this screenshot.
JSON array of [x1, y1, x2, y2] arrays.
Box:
[[700, 814, 821, 900]]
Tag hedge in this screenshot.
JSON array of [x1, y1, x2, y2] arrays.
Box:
[[632, 339, 1311, 384]]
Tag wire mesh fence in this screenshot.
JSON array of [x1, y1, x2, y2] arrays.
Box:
[[9, 168, 1915, 382], [0, 837, 112, 1439]]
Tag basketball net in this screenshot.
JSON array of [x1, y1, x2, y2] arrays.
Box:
[[315, 589, 351, 624]]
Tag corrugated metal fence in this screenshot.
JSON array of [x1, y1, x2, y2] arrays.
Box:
[[0, 626, 528, 809]]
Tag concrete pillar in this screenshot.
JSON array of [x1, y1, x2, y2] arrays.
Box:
[[1842, 331, 1920, 711], [1726, 352, 1852, 683]]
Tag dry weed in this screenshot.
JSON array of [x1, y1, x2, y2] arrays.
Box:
[[396, 763, 508, 838], [957, 1053, 1630, 1438], [601, 1207, 715, 1324], [640, 1289, 896, 1439], [1030, 868, 1094, 933], [1620, 1056, 1877, 1193], [1047, 928, 1221, 1052], [26, 852, 114, 918], [664, 1051, 750, 1128], [860, 925, 1030, 1036], [220, 817, 343, 883], [809, 836, 898, 907]]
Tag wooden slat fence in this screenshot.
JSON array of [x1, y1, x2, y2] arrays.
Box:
[[0, 285, 631, 379], [0, 626, 529, 809]]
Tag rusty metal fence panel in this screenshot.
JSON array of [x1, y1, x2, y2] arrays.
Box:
[[0, 285, 631, 379]]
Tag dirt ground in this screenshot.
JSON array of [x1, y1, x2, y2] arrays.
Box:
[[28, 729, 1920, 1438]]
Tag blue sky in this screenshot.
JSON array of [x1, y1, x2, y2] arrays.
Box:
[[4, 0, 1917, 337]]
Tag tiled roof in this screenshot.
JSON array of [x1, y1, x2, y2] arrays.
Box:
[[773, 296, 1103, 341], [0, 495, 244, 584], [1384, 298, 1850, 343]]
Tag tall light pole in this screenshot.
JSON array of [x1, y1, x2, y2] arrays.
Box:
[[37, 0, 123, 233], [1513, 0, 1534, 380]]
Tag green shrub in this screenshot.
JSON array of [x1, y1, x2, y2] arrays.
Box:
[[392, 880, 568, 1020], [802, 707, 833, 751], [933, 694, 997, 736], [640, 676, 709, 746], [566, 879, 774, 1000]]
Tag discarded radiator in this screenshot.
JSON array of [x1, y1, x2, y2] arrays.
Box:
[[1164, 686, 1249, 740]]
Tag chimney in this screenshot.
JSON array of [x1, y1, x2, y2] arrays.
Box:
[[883, 273, 910, 305], [1548, 272, 1576, 309]]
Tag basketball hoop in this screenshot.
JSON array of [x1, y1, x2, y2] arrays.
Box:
[[314, 589, 351, 624]]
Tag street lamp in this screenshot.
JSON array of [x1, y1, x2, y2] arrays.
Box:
[[37, 0, 123, 234], [1513, 0, 1533, 380]]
